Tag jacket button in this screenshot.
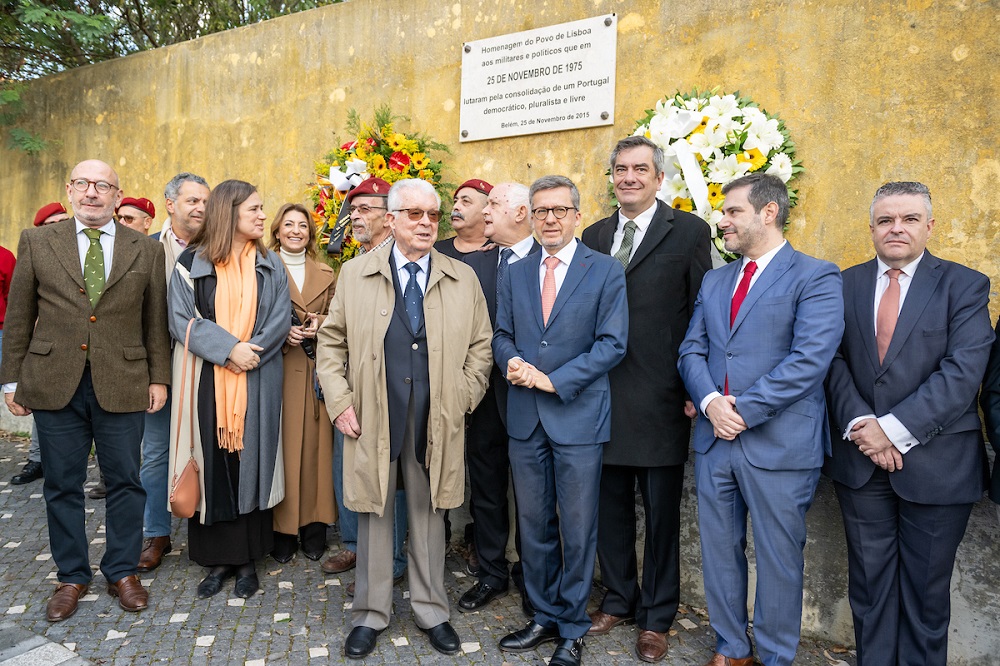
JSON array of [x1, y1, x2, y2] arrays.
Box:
[[404, 377, 411, 384], [541, 341, 548, 348], [875, 380, 883, 387], [89, 315, 97, 322], [726, 352, 733, 359], [412, 343, 418, 350], [380, 309, 388, 316], [79, 288, 86, 294], [80, 344, 88, 351], [767, 409, 776, 417]]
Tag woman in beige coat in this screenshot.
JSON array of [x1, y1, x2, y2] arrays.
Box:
[[268, 203, 338, 562]]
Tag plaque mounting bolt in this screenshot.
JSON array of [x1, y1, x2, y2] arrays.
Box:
[[601, 112, 609, 120], [605, 17, 613, 26], [464, 44, 471, 53], [461, 130, 469, 138]]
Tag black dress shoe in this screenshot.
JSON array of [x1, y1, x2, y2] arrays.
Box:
[[344, 625, 382, 659], [301, 547, 325, 561], [550, 637, 584, 666], [271, 533, 297, 563], [459, 580, 508, 612], [11, 460, 43, 485], [420, 621, 461, 655], [499, 621, 560, 652], [197, 566, 234, 599], [234, 572, 259, 598]]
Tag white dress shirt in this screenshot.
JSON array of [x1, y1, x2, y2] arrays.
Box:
[[393, 244, 429, 294], [609, 201, 658, 261], [842, 253, 926, 454], [76, 218, 116, 280], [502, 235, 537, 266], [537, 238, 578, 295]]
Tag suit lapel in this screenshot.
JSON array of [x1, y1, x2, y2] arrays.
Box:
[[545, 243, 592, 329], [880, 253, 942, 368], [597, 216, 616, 254], [729, 243, 794, 339], [627, 203, 673, 273], [855, 259, 881, 370], [521, 252, 545, 331], [48, 221, 87, 290], [105, 230, 139, 291], [298, 259, 333, 310]]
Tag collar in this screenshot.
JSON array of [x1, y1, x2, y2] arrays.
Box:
[[76, 217, 116, 237], [876, 252, 924, 278], [617, 200, 657, 232], [542, 238, 578, 267], [392, 243, 430, 274], [742, 239, 786, 273], [507, 235, 536, 260]]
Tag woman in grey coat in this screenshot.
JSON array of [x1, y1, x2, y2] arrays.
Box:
[[167, 180, 290, 599]]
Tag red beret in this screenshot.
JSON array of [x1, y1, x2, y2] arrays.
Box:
[[34, 202, 67, 227], [455, 179, 493, 198], [347, 177, 392, 203], [118, 197, 156, 219]]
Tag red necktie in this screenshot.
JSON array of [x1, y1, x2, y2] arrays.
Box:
[[541, 256, 559, 326], [876, 268, 901, 363], [725, 260, 757, 395]]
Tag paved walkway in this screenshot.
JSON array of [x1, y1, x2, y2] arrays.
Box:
[[0, 434, 855, 665]]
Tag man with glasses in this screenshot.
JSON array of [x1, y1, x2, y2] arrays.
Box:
[[317, 178, 492, 659], [1, 159, 171, 622], [116, 197, 155, 235], [493, 175, 628, 666]]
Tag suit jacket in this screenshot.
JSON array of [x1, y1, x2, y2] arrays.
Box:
[[464, 240, 541, 423], [582, 201, 711, 466], [677, 242, 844, 471], [980, 318, 1000, 503], [492, 242, 628, 445], [0, 219, 170, 412], [826, 252, 993, 505]]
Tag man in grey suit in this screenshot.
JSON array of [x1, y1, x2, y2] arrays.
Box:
[[825, 181, 994, 666], [1, 159, 171, 622], [678, 173, 843, 666]]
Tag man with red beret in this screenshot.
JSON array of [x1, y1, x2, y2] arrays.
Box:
[[117, 198, 155, 235], [435, 179, 492, 259], [348, 177, 394, 256], [11, 202, 72, 486]]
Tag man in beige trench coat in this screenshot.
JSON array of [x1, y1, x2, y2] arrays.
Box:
[[316, 178, 493, 660]]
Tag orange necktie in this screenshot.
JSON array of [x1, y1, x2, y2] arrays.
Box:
[[876, 268, 901, 363], [541, 256, 559, 326]]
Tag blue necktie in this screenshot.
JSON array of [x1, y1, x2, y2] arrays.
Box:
[[403, 262, 423, 334], [496, 247, 513, 303]]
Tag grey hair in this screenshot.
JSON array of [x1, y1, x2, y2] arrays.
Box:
[[529, 175, 581, 210], [870, 181, 932, 221], [722, 172, 790, 229], [609, 135, 666, 177], [388, 178, 441, 212], [164, 172, 209, 202]]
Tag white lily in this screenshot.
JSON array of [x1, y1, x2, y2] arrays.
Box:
[[689, 126, 729, 160], [765, 153, 794, 183], [649, 108, 703, 144], [329, 158, 369, 192], [660, 174, 690, 201], [744, 117, 784, 155], [707, 154, 752, 184], [705, 94, 740, 120]]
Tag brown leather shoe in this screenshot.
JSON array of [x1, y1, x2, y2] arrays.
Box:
[[46, 583, 88, 622], [636, 630, 668, 662], [107, 574, 148, 612], [587, 609, 634, 635], [137, 536, 172, 572], [703, 653, 755, 666], [321, 549, 357, 574]]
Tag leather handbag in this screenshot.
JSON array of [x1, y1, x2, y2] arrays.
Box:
[[169, 318, 201, 519]]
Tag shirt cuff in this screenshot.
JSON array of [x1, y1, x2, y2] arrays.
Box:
[[3, 382, 16, 393], [843, 414, 876, 440], [700, 391, 723, 417], [877, 413, 918, 454]]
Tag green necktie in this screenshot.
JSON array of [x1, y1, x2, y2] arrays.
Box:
[[614, 219, 637, 269], [83, 228, 105, 307]]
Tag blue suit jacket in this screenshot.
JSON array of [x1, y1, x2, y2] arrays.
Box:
[[492, 242, 628, 445], [677, 242, 844, 471], [825, 252, 993, 504]]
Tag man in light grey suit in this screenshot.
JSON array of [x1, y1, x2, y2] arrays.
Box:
[[825, 181, 993, 666], [678, 173, 843, 666]]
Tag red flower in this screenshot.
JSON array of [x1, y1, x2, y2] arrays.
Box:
[[389, 151, 411, 172], [341, 140, 357, 151], [366, 138, 377, 148]]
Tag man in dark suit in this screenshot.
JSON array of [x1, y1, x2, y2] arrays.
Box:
[[458, 182, 539, 615], [493, 175, 628, 666], [980, 319, 1000, 508], [1, 159, 171, 622], [581, 135, 711, 662], [678, 173, 844, 666], [826, 181, 993, 666]]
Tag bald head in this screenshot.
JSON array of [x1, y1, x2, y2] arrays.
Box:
[[67, 160, 122, 228], [482, 182, 531, 247]]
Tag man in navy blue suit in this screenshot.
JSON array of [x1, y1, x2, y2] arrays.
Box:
[[678, 173, 844, 666], [493, 175, 628, 666], [826, 181, 993, 666]]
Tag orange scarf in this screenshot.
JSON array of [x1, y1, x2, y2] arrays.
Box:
[[213, 242, 258, 452]]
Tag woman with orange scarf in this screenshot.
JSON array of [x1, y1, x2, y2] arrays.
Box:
[[167, 180, 291, 599]]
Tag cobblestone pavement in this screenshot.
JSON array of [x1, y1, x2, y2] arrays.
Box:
[[0, 434, 856, 665]]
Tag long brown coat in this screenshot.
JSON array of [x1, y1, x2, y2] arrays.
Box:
[[273, 258, 338, 533]]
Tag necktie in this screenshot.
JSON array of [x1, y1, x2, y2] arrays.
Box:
[[541, 256, 559, 326], [496, 247, 513, 303], [403, 261, 423, 334], [876, 268, 902, 363], [613, 220, 637, 269], [730, 260, 758, 327], [83, 228, 105, 307]]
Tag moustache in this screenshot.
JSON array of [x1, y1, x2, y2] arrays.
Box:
[[451, 211, 465, 221]]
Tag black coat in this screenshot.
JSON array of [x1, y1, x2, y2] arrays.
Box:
[[977, 318, 1000, 503], [581, 200, 711, 466]]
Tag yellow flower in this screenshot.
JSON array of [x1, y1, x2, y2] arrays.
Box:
[[737, 147, 767, 172], [411, 153, 429, 170], [687, 116, 710, 137], [388, 133, 407, 151], [708, 183, 725, 209], [403, 139, 420, 153], [672, 197, 694, 212], [381, 123, 393, 137], [355, 142, 368, 161], [417, 169, 434, 180], [371, 154, 387, 171]]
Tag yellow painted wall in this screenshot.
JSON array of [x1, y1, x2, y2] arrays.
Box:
[[3, 0, 999, 303]]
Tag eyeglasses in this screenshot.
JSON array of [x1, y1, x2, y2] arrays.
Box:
[[69, 179, 119, 194], [348, 204, 387, 215], [393, 208, 441, 223], [531, 206, 576, 221]]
